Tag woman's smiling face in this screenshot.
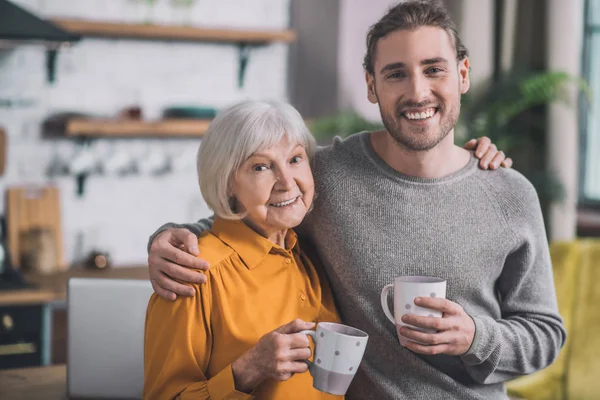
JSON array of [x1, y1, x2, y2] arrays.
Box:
[[231, 137, 314, 240]]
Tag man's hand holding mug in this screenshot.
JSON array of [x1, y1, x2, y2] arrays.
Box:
[[381, 276, 475, 356]]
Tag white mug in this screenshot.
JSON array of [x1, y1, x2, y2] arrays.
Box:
[[299, 322, 368, 395], [380, 276, 447, 345]]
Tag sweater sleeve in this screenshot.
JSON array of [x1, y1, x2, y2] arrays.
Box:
[[143, 277, 253, 399], [461, 175, 567, 384], [146, 215, 215, 253]]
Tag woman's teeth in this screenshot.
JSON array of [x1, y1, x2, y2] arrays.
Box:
[[404, 108, 436, 120], [270, 197, 298, 207]]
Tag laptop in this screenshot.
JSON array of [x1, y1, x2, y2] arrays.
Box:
[[67, 278, 153, 399]]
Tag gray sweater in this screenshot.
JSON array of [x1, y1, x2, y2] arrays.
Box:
[[152, 132, 566, 399]]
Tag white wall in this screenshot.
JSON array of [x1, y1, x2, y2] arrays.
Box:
[[547, 0, 584, 241], [337, 0, 395, 122], [458, 0, 495, 87], [0, 0, 291, 266]]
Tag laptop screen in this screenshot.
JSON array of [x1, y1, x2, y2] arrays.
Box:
[[67, 278, 153, 399]]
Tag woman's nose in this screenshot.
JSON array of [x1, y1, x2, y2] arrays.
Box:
[[275, 167, 295, 191]]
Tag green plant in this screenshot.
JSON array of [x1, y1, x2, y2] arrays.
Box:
[[170, 0, 197, 7], [458, 70, 592, 203], [310, 110, 383, 142]]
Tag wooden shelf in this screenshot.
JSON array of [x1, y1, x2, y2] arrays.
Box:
[[66, 119, 211, 137], [0, 289, 58, 306], [51, 19, 296, 44], [0, 266, 148, 306]]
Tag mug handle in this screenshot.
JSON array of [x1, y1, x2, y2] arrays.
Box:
[[380, 284, 395, 324], [299, 330, 317, 375]]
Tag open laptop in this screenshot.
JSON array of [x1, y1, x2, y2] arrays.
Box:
[[67, 278, 153, 399]]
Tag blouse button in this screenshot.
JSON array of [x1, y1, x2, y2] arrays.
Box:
[[300, 294, 307, 301], [285, 258, 292, 264]]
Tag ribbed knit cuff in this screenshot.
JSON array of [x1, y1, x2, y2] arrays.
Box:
[[461, 314, 500, 366]]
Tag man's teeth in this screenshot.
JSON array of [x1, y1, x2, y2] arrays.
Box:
[[270, 197, 297, 207], [404, 108, 436, 120]]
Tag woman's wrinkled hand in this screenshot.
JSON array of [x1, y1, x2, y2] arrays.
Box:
[[232, 319, 315, 393], [464, 137, 513, 170]]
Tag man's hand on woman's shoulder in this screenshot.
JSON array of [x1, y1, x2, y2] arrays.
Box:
[[148, 227, 210, 300]]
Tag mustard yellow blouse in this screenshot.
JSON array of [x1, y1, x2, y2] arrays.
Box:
[[144, 217, 341, 399]]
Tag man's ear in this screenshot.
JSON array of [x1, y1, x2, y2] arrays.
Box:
[[366, 71, 378, 104], [459, 57, 470, 95]]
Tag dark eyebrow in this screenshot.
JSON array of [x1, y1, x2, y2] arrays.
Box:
[[379, 57, 449, 74], [421, 57, 449, 66], [380, 62, 405, 74]]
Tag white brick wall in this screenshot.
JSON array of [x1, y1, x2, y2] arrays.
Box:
[[0, 0, 291, 266]]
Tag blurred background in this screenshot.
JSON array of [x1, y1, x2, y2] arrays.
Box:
[[0, 0, 598, 398], [0, 0, 597, 268]]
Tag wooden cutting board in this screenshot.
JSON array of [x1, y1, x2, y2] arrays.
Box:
[[5, 185, 65, 272]]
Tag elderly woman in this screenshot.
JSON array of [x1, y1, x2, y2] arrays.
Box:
[[144, 101, 341, 399]]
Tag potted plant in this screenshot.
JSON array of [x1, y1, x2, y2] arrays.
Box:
[[457, 70, 592, 204]]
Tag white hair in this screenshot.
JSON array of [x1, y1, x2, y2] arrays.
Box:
[[197, 100, 316, 219]]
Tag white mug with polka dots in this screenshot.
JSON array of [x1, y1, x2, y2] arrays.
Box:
[[299, 322, 369, 395], [380, 276, 447, 346]]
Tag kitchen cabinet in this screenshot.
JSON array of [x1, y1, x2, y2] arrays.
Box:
[[0, 266, 148, 369], [0, 305, 43, 369]]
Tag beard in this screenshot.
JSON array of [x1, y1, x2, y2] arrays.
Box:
[[378, 94, 461, 152]]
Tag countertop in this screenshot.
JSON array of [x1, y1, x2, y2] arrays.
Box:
[[0, 365, 67, 400], [0, 266, 148, 306]]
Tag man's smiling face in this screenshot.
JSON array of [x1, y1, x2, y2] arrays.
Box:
[[366, 26, 470, 152]]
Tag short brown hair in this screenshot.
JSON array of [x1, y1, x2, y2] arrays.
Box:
[[363, 0, 468, 74]]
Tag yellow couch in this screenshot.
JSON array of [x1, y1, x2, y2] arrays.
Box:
[[506, 240, 600, 400]]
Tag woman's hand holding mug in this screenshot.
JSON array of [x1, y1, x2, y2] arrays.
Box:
[[231, 319, 314, 393]]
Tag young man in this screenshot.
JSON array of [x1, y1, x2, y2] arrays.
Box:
[[146, 2, 564, 399]]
